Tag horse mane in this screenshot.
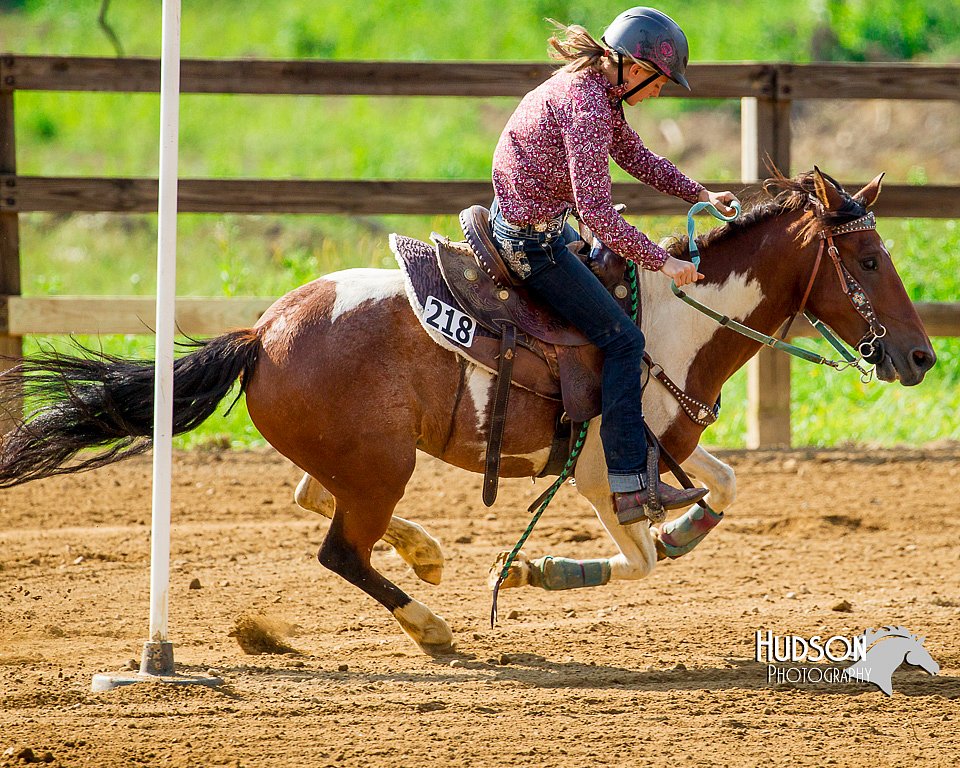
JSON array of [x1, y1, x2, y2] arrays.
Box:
[[665, 169, 869, 257]]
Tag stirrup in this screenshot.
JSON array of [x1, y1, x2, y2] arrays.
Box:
[[643, 444, 665, 523], [613, 445, 708, 525]]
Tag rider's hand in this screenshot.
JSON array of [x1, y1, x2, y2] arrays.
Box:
[[698, 188, 740, 216], [661, 255, 704, 286]]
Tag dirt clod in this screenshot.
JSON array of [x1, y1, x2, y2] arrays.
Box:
[[228, 615, 299, 655]]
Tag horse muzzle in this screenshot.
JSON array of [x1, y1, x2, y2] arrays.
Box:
[[873, 340, 936, 386]]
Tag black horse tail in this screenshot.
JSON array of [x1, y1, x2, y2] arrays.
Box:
[[0, 328, 261, 488]]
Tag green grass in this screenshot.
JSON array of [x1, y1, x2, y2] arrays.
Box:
[[3, 1, 959, 449], [6, 0, 825, 61], [18, 213, 960, 449]]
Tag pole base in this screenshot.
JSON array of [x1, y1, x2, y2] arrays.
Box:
[[140, 640, 175, 675], [91, 640, 222, 692]]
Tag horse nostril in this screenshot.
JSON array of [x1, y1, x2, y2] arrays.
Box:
[[911, 348, 936, 372]]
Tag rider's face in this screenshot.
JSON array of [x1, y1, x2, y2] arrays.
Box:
[[623, 68, 668, 106]]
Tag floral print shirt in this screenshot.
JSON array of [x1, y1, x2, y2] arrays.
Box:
[[492, 68, 704, 270]]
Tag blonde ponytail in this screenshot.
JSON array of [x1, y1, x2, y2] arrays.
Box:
[[546, 19, 657, 77], [546, 20, 607, 73]]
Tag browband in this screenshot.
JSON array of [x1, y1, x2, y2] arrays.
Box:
[[819, 211, 876, 239]]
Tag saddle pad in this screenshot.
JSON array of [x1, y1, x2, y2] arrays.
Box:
[[437, 236, 591, 347], [391, 234, 561, 401]]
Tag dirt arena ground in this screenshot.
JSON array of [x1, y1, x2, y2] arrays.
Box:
[[1, 447, 959, 767]]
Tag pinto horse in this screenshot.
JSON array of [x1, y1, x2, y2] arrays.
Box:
[[0, 169, 935, 655]]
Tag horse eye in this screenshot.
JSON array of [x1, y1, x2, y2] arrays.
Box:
[[860, 257, 879, 271]]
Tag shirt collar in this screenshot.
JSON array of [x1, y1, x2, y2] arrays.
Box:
[[607, 82, 630, 104], [580, 69, 629, 106]]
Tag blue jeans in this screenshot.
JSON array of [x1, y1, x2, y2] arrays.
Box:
[[490, 201, 648, 492]]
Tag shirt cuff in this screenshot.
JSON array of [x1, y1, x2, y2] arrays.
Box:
[[632, 242, 670, 272], [684, 182, 706, 205]]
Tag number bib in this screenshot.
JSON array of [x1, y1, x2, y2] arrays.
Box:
[[423, 296, 477, 348]]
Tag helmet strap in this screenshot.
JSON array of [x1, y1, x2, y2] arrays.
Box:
[[617, 52, 624, 86], [621, 72, 660, 102]]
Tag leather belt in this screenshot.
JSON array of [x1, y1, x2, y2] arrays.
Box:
[[493, 207, 570, 240]]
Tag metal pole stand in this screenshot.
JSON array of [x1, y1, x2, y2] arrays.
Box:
[[91, 641, 222, 692]]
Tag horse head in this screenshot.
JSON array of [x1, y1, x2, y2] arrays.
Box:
[[778, 167, 936, 386]]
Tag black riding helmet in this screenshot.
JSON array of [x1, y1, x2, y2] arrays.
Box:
[[602, 7, 691, 96]]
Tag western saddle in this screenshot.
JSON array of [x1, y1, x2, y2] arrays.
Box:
[[427, 206, 639, 506], [420, 205, 717, 507]]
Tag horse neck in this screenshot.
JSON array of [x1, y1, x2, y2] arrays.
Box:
[[640, 208, 812, 404]]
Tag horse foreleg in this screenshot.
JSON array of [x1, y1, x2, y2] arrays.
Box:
[[679, 444, 736, 509], [295, 473, 444, 585], [650, 445, 734, 559], [490, 422, 657, 591]]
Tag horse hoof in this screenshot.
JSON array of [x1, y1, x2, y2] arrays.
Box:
[[487, 550, 531, 590], [418, 638, 458, 657], [412, 562, 443, 586], [393, 600, 455, 656]]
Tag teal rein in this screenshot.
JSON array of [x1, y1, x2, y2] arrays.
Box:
[[672, 201, 863, 371]]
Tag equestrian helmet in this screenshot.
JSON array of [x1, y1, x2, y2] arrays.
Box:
[[602, 7, 690, 91]]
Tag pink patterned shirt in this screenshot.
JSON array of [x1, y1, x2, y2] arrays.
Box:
[[492, 68, 704, 270]]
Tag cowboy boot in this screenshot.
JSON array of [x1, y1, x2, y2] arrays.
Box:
[[613, 446, 707, 526]]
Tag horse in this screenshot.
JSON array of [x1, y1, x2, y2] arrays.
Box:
[[0, 169, 936, 656], [844, 626, 940, 695]]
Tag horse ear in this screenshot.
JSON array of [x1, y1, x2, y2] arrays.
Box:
[[812, 166, 845, 211], [853, 172, 885, 207]]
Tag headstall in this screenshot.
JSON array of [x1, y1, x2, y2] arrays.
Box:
[[782, 210, 887, 366]]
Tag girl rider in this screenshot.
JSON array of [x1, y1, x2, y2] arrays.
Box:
[[490, 7, 739, 525]]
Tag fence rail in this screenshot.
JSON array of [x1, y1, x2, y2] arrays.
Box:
[[1, 296, 956, 340], [3, 177, 960, 218], [1, 55, 959, 445]]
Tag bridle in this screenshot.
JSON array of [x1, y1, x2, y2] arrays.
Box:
[[780, 210, 887, 365], [671, 202, 888, 383]]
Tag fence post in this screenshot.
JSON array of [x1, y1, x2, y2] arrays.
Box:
[[742, 83, 792, 448], [1, 59, 24, 432]]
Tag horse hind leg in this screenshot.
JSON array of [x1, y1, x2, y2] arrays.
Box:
[[317, 486, 455, 657], [295, 473, 444, 585]]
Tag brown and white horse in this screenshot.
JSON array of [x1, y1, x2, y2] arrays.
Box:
[[0, 170, 935, 655]]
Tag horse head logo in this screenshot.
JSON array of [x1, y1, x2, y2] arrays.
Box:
[[843, 626, 939, 696]]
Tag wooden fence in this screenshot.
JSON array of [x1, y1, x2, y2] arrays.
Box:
[[1, 56, 959, 446]]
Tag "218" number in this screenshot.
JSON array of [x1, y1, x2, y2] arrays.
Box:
[[424, 295, 476, 347]]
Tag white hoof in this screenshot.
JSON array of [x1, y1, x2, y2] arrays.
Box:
[[393, 600, 455, 656], [384, 521, 445, 586], [411, 562, 443, 586], [487, 550, 531, 590]]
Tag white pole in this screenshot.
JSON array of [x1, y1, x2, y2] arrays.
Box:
[[94, 0, 217, 688], [144, 0, 181, 673]]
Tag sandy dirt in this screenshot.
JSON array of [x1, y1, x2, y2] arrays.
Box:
[[1, 447, 959, 767]]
